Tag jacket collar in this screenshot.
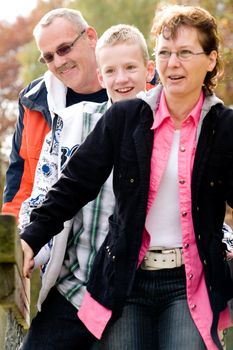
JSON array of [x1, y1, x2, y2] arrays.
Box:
[[20, 75, 51, 125], [20, 70, 68, 125], [137, 85, 224, 141], [137, 84, 162, 114], [197, 93, 223, 141], [44, 70, 67, 114]]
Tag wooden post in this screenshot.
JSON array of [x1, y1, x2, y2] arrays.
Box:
[[0, 214, 30, 348], [223, 327, 233, 350]]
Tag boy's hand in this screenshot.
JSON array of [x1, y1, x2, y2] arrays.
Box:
[[21, 239, 35, 278]]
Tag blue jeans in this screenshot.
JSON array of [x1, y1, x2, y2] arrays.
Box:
[[20, 287, 97, 350], [97, 266, 207, 350]]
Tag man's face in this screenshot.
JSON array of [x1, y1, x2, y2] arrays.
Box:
[[97, 43, 154, 103], [37, 17, 101, 93]]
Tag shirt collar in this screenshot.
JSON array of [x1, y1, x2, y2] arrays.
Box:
[[151, 89, 204, 130]]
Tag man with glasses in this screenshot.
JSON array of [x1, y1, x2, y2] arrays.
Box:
[[2, 8, 108, 220], [10, 14, 154, 349], [2, 8, 107, 349]]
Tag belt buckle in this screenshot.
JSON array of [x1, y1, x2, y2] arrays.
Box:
[[141, 247, 183, 271]]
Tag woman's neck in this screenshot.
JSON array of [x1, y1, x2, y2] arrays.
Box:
[[165, 90, 202, 129]]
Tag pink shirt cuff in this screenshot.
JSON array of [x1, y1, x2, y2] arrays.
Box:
[[78, 291, 112, 339]]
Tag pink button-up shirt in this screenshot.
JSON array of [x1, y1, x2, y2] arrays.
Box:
[[78, 90, 231, 347]]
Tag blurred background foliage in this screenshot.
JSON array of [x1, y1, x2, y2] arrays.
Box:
[[0, 0, 233, 205]]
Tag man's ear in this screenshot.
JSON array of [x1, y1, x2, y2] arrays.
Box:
[[146, 60, 156, 83], [97, 68, 106, 88], [86, 27, 98, 47]]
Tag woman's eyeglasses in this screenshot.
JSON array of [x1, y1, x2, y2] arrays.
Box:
[[39, 29, 86, 64], [156, 49, 206, 61]]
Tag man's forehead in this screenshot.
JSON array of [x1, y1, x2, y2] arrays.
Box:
[[37, 21, 76, 49]]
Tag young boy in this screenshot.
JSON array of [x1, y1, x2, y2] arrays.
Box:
[[19, 24, 154, 349]]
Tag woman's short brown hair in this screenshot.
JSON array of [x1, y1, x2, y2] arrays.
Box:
[[151, 5, 223, 94]]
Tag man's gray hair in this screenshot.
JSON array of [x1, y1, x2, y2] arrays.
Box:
[[33, 8, 88, 41]]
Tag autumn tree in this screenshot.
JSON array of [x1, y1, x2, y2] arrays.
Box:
[[71, 0, 157, 54], [0, 17, 35, 205]]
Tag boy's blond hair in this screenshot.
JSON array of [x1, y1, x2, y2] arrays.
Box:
[[96, 24, 149, 66]]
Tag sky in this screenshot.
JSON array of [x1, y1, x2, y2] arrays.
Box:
[[0, 0, 38, 23]]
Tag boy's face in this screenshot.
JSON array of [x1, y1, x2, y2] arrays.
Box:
[[97, 43, 154, 102]]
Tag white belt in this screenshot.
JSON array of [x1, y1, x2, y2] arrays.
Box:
[[141, 247, 184, 271]]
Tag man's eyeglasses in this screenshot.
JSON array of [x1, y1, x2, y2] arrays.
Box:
[[156, 49, 206, 61], [39, 29, 86, 64]]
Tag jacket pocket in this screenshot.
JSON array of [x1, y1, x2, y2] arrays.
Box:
[[102, 216, 126, 285], [87, 215, 127, 308]]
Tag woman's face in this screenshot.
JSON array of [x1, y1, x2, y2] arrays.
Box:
[[155, 25, 217, 102]]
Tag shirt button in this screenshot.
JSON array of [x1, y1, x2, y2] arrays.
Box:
[[180, 146, 186, 152], [189, 274, 193, 279], [210, 181, 214, 187], [191, 304, 196, 310], [198, 235, 201, 240], [130, 178, 134, 183], [184, 243, 189, 248], [182, 211, 187, 217], [179, 179, 185, 184], [203, 259, 207, 265], [196, 206, 199, 212]]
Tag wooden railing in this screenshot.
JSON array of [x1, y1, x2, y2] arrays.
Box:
[[0, 214, 30, 350], [223, 327, 233, 349]]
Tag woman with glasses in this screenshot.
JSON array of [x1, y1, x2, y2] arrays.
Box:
[[21, 5, 233, 350]]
